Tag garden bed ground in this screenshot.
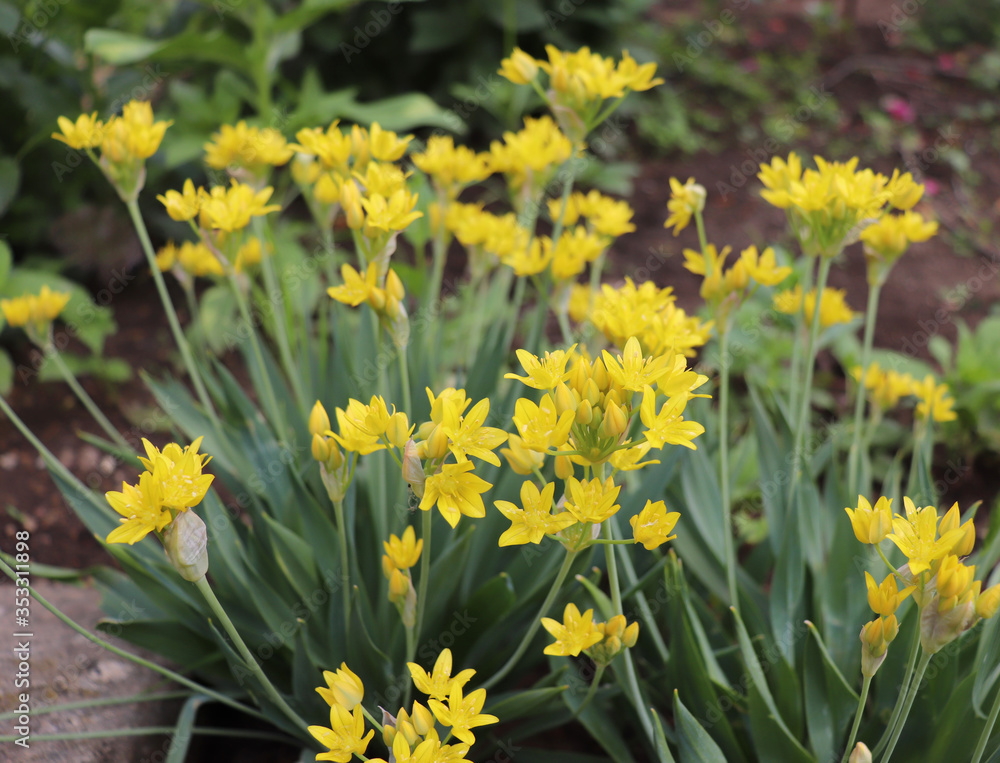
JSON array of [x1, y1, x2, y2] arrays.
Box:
[[2, 2, 999, 760]]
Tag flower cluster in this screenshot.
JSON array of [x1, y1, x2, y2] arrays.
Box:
[[860, 210, 938, 286], [571, 278, 712, 359], [0, 285, 71, 338], [52, 100, 172, 200], [498, 45, 663, 140], [498, 337, 704, 551], [773, 284, 858, 329], [204, 120, 294, 179], [758, 153, 925, 258], [327, 264, 410, 348], [541, 603, 639, 666], [684, 242, 792, 320], [851, 365, 957, 423], [309, 651, 497, 762], [847, 495, 1000, 666], [105, 438, 214, 547], [383, 526, 422, 624]]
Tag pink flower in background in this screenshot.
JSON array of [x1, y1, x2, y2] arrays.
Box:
[[883, 95, 916, 123]]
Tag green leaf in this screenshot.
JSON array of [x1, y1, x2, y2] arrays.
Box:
[[197, 285, 241, 355], [0, 350, 11, 395], [486, 686, 568, 723], [770, 506, 804, 663], [84, 29, 162, 64], [673, 690, 728, 763], [338, 92, 465, 133], [84, 28, 249, 71], [0, 239, 11, 288], [803, 622, 859, 759], [0, 156, 20, 218], [731, 607, 813, 760], [974, 612, 1000, 717], [651, 708, 679, 763], [165, 695, 207, 763]]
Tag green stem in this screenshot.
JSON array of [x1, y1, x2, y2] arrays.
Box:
[[881, 650, 932, 763], [424, 222, 448, 380], [848, 282, 882, 498], [503, 275, 528, 353], [399, 341, 413, 418], [841, 674, 872, 763], [550, 171, 575, 248], [0, 558, 266, 723], [0, 690, 191, 720], [572, 664, 606, 718], [407, 508, 434, 707], [695, 208, 709, 254], [872, 625, 921, 758], [46, 344, 132, 451], [786, 257, 832, 510], [229, 275, 287, 441], [971, 665, 1000, 763], [788, 257, 816, 418], [125, 199, 217, 422], [603, 520, 655, 745], [255, 219, 306, 416], [718, 322, 738, 613], [193, 576, 309, 735], [333, 499, 352, 641], [480, 548, 578, 690]]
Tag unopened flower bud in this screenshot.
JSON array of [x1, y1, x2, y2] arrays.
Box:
[[325, 440, 344, 471], [410, 702, 434, 736], [623, 620, 639, 648], [312, 433, 330, 463], [291, 156, 320, 186], [386, 268, 405, 301], [554, 383, 577, 417], [978, 584, 1000, 620], [341, 180, 364, 230], [386, 412, 411, 449], [402, 439, 425, 498], [309, 400, 331, 436], [582, 379, 602, 407], [849, 742, 872, 763], [425, 425, 449, 460], [953, 521, 975, 557], [504, 48, 539, 84], [314, 172, 342, 204], [600, 402, 628, 439], [604, 389, 622, 408], [388, 568, 409, 604], [576, 399, 594, 425], [381, 708, 398, 747], [555, 455, 574, 480], [164, 511, 209, 582], [591, 358, 610, 391]]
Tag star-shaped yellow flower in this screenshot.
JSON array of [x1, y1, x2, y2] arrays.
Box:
[[541, 602, 603, 656], [419, 461, 492, 528], [407, 648, 475, 701], [629, 499, 680, 550], [494, 481, 577, 546]]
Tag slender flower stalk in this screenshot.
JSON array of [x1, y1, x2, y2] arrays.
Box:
[[880, 650, 932, 763], [786, 256, 833, 509], [333, 499, 352, 641], [971, 670, 1000, 763], [841, 674, 872, 763], [193, 576, 310, 736], [718, 320, 738, 612], [872, 626, 921, 758], [572, 663, 606, 718], [480, 548, 578, 690], [847, 282, 882, 497], [46, 344, 132, 452], [125, 200, 217, 423]]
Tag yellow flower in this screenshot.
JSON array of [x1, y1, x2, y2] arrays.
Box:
[[383, 526, 423, 572], [911, 375, 957, 423], [419, 461, 492, 528], [52, 112, 105, 149], [864, 572, 914, 616], [353, 161, 408, 198], [328, 263, 378, 307], [361, 189, 423, 233], [739, 245, 791, 287], [175, 241, 223, 278], [1, 286, 71, 331], [538, 45, 663, 103], [412, 135, 490, 195], [105, 471, 171, 545], [488, 116, 574, 191], [204, 120, 293, 171], [498, 47, 539, 84], [428, 683, 498, 746], [316, 663, 365, 709], [511, 394, 575, 452], [329, 406, 386, 455], [100, 100, 172, 162], [601, 336, 672, 392], [407, 648, 475, 701], [503, 237, 552, 277], [887, 498, 966, 575], [234, 237, 265, 273], [562, 189, 636, 237], [588, 614, 639, 665], [440, 398, 508, 467], [138, 437, 214, 511], [199, 181, 281, 232], [499, 434, 545, 476], [845, 495, 894, 545], [157, 179, 201, 222], [367, 122, 413, 162], [308, 704, 374, 763], [549, 227, 608, 281], [541, 602, 603, 656], [639, 386, 705, 450], [773, 285, 857, 328], [505, 346, 577, 389], [609, 442, 660, 472], [495, 481, 577, 546], [861, 211, 937, 265], [629, 499, 680, 550], [852, 363, 914, 411], [664, 177, 706, 235], [564, 476, 621, 525], [292, 121, 354, 172]]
